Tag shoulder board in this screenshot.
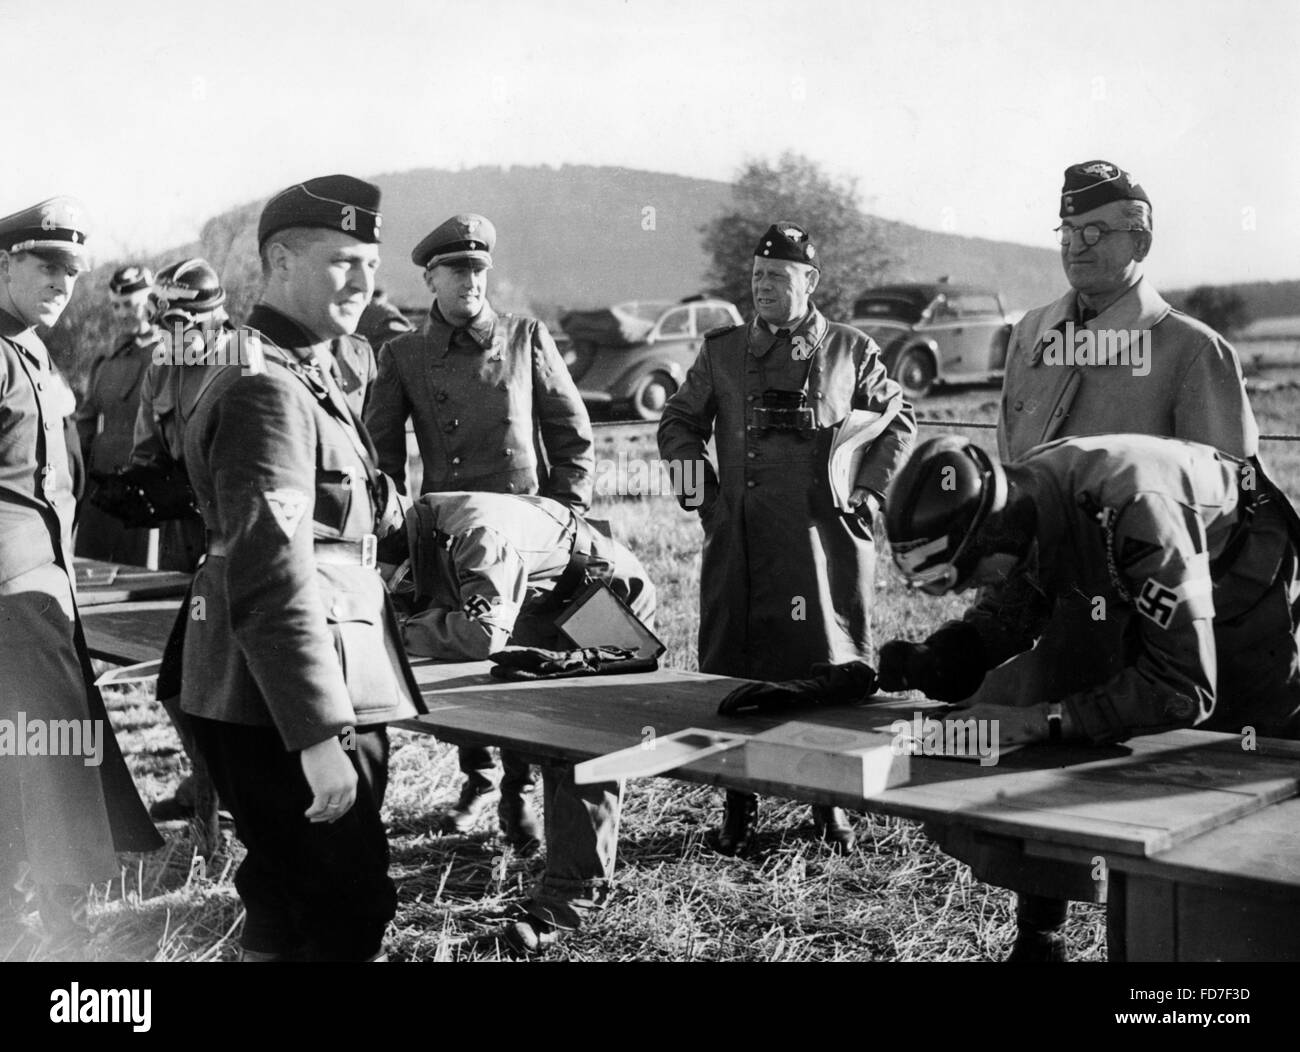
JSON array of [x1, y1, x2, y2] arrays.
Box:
[[704, 323, 740, 340]]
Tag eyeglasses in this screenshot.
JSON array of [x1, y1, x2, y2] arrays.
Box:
[[1054, 222, 1143, 247]]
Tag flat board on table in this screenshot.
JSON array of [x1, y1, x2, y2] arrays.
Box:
[[79, 600, 181, 664], [73, 557, 191, 607], [400, 661, 1300, 860]]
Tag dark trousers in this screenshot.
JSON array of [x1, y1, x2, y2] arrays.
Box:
[[191, 718, 395, 961], [459, 745, 536, 794]]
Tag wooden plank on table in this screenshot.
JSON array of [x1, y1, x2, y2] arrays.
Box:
[[73, 557, 190, 606], [79, 600, 181, 664], [1108, 797, 1300, 899]]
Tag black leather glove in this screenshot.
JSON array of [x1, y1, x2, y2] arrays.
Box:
[[717, 661, 878, 716], [90, 464, 198, 528], [877, 623, 987, 702], [88, 470, 157, 528], [489, 645, 658, 680]]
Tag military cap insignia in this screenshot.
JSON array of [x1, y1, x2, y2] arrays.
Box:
[[1082, 162, 1118, 179], [263, 488, 310, 540]]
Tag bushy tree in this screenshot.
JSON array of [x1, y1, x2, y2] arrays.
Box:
[[701, 152, 895, 322], [1182, 285, 1250, 336]]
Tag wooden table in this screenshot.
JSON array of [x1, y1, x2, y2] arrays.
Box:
[[79, 603, 1300, 960], [73, 558, 190, 607]]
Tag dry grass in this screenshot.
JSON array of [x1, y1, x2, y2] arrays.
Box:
[[9, 379, 1298, 962]]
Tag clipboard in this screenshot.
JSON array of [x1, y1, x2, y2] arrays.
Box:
[[554, 579, 666, 660]]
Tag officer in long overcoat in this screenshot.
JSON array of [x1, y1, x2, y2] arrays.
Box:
[[0, 198, 161, 954], [658, 221, 916, 853]]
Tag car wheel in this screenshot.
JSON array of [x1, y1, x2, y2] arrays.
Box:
[[629, 371, 677, 421], [893, 347, 937, 400]]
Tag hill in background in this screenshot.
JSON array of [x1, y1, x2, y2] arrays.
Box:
[[185, 164, 1069, 321]]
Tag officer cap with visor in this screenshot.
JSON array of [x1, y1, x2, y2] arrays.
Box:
[[0, 196, 91, 269], [885, 437, 1008, 595]]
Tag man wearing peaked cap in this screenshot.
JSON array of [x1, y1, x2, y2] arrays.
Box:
[[659, 219, 916, 858], [929, 159, 1262, 961], [179, 174, 426, 961], [365, 211, 594, 896], [74, 263, 163, 565], [0, 196, 162, 958], [0, 196, 91, 271]]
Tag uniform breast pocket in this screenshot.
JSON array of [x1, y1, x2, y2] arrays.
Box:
[[315, 445, 357, 536], [322, 574, 404, 723]]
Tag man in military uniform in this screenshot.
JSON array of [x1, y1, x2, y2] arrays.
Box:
[[880, 434, 1300, 957], [180, 175, 425, 961], [400, 489, 655, 954], [365, 213, 595, 843], [111, 258, 229, 837], [658, 221, 916, 855], [75, 264, 162, 565], [0, 198, 161, 956], [957, 160, 1263, 958]]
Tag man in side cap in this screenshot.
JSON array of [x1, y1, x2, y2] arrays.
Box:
[[179, 175, 425, 961], [930, 160, 1263, 960], [0, 197, 162, 957], [74, 264, 162, 565], [658, 221, 916, 856], [365, 213, 595, 848]]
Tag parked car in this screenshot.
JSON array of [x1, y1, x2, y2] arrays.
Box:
[[559, 296, 744, 420], [850, 283, 1014, 399]]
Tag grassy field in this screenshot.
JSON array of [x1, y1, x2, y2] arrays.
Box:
[[6, 378, 1299, 963]]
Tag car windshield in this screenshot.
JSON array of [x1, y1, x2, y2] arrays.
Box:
[[616, 301, 676, 324], [853, 296, 924, 324]]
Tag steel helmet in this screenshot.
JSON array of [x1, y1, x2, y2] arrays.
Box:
[[884, 437, 1008, 594], [151, 258, 226, 324]]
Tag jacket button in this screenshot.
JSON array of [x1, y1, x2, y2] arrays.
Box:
[[444, 419, 459, 432], [502, 416, 511, 424], [746, 480, 756, 488], [451, 456, 462, 465], [747, 394, 756, 403], [498, 381, 508, 391], [1054, 407, 1063, 417], [504, 448, 514, 456], [330, 603, 343, 619], [1013, 400, 1024, 411], [746, 451, 756, 459]]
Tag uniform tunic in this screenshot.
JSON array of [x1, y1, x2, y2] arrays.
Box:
[[973, 277, 1260, 706], [180, 305, 422, 742], [0, 308, 161, 886], [74, 330, 160, 563], [966, 435, 1300, 740], [657, 306, 916, 680], [365, 302, 594, 507]]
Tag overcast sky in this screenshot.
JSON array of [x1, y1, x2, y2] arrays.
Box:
[[7, 0, 1298, 288]]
